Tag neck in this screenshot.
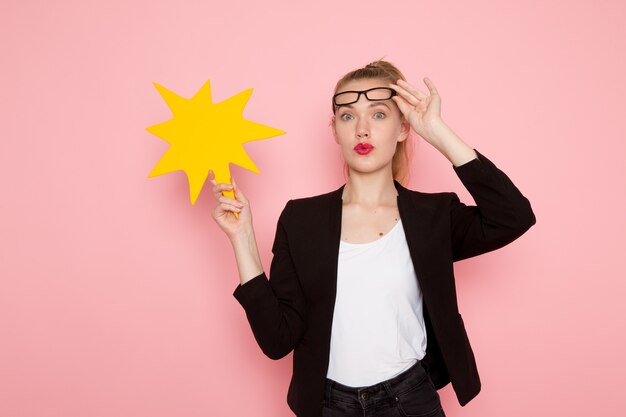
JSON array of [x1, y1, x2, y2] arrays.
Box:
[[342, 168, 398, 208]]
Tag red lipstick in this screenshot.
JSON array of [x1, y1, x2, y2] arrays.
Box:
[[354, 142, 374, 155]]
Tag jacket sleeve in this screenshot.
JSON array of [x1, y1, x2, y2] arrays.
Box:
[[232, 200, 307, 360], [450, 149, 536, 261]]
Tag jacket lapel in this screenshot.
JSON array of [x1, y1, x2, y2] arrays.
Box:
[[314, 184, 344, 306], [324, 181, 440, 307], [396, 181, 457, 321], [395, 181, 433, 293]]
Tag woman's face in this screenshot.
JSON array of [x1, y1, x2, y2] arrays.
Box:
[[332, 78, 409, 178]]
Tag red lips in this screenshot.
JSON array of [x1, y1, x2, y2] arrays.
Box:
[[354, 142, 374, 155]]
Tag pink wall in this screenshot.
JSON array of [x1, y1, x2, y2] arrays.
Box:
[[1, 0, 625, 415]]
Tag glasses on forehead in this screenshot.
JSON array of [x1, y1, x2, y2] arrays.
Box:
[[332, 87, 397, 111]]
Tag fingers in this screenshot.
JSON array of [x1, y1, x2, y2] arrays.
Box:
[[212, 182, 234, 200], [218, 194, 243, 209], [216, 197, 243, 214], [391, 95, 412, 117], [231, 176, 249, 205], [391, 78, 439, 103], [208, 170, 233, 198], [423, 77, 439, 95], [207, 171, 250, 217], [390, 83, 421, 107], [212, 203, 241, 219], [395, 79, 428, 100], [211, 186, 243, 217]]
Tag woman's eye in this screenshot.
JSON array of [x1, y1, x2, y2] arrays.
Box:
[[373, 112, 385, 119], [340, 113, 353, 121]]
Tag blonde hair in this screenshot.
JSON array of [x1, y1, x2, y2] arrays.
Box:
[[333, 59, 413, 185]]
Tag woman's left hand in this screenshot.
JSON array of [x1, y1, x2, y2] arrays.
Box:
[[389, 78, 446, 144]]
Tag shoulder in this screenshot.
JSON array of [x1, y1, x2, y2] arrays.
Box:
[[293, 188, 339, 203], [395, 181, 458, 208], [286, 186, 342, 210], [275, 186, 343, 226]]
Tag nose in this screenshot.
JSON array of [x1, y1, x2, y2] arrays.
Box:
[[356, 119, 370, 139]]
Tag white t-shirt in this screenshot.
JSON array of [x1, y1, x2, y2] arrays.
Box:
[[326, 219, 427, 387]]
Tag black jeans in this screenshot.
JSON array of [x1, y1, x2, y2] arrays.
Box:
[[322, 360, 446, 417]]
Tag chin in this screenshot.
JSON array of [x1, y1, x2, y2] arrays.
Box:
[[346, 164, 393, 177]]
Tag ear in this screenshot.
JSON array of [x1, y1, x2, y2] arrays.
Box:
[[397, 117, 410, 143], [330, 115, 339, 143]]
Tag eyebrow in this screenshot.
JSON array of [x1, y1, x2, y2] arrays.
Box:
[[337, 102, 391, 110]]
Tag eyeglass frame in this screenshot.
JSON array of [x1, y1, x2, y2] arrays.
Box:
[[332, 87, 397, 113]]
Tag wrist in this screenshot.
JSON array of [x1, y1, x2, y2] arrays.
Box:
[[422, 118, 453, 145], [229, 227, 264, 284], [421, 121, 477, 166], [229, 227, 256, 248]]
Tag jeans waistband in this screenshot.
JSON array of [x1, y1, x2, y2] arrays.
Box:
[[325, 360, 424, 398]]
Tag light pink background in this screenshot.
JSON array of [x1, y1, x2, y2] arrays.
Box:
[[1, 0, 625, 416]]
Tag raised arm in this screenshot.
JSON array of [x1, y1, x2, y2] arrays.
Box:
[[389, 78, 535, 259], [208, 171, 306, 360], [232, 201, 307, 359], [449, 151, 536, 261], [208, 171, 263, 285]]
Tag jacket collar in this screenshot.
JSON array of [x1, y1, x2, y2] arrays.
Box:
[[327, 179, 416, 244], [326, 180, 440, 301], [328, 179, 413, 213]]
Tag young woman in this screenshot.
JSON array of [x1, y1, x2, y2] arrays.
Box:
[[209, 61, 535, 417]]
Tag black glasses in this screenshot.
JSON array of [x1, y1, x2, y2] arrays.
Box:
[[332, 87, 397, 112]]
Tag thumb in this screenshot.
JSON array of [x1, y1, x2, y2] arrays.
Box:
[[231, 176, 248, 204]]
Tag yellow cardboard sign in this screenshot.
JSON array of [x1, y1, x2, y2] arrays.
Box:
[[147, 80, 285, 204]]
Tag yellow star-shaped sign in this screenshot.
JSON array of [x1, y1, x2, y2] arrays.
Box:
[[146, 80, 285, 204]]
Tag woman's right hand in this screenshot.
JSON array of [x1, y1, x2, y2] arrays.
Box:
[[208, 170, 253, 241]]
